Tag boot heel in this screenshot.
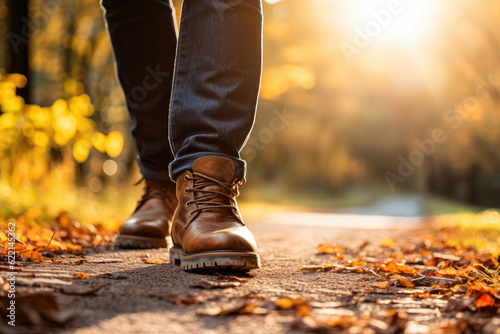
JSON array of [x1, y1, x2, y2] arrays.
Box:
[[169, 246, 182, 266]]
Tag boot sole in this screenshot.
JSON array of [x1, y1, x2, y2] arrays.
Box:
[[115, 235, 171, 249], [169, 246, 261, 271]]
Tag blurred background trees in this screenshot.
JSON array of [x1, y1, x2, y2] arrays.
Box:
[[0, 0, 499, 220]]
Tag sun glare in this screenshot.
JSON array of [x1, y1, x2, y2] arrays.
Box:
[[335, 0, 444, 46]]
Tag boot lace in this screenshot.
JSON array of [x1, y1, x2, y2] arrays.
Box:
[[184, 172, 245, 216]]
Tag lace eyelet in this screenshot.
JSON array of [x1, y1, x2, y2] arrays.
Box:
[[184, 175, 189, 181], [185, 202, 191, 207], [188, 211, 193, 216], [184, 187, 190, 194]]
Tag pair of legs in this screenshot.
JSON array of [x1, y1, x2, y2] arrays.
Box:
[[101, 0, 262, 181], [101, 0, 263, 271]]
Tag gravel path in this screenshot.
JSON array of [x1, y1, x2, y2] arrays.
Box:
[[4, 213, 437, 334]]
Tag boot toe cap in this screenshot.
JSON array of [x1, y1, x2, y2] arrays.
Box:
[[119, 216, 170, 238], [185, 226, 257, 254]]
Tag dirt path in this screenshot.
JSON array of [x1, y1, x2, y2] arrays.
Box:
[[4, 213, 499, 334]]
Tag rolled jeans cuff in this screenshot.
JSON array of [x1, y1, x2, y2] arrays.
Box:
[[138, 158, 172, 183], [169, 153, 247, 182]]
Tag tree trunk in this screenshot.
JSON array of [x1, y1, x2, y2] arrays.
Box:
[[7, 0, 30, 103], [465, 163, 480, 205]]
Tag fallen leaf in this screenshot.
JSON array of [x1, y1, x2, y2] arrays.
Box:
[[317, 244, 344, 254], [275, 298, 310, 316], [372, 281, 391, 289], [380, 238, 397, 248], [383, 260, 417, 275], [142, 259, 168, 264], [399, 277, 415, 288], [475, 293, 497, 308], [328, 315, 356, 328], [434, 267, 465, 278], [410, 291, 432, 298], [1, 241, 43, 262], [218, 302, 258, 316], [343, 259, 367, 267], [76, 272, 89, 279]]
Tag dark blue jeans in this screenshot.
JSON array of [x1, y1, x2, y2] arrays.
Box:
[[101, 0, 262, 181]]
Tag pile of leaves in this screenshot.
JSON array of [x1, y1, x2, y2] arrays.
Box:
[[0, 211, 115, 265], [289, 234, 500, 332]]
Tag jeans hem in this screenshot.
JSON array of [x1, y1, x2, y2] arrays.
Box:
[[138, 159, 173, 183], [169, 153, 247, 181]]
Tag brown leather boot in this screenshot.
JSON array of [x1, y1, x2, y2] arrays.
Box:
[[169, 156, 260, 271], [115, 179, 177, 249]]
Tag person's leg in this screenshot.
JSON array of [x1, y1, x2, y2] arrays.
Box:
[[168, 0, 263, 271], [102, 0, 177, 182], [168, 0, 263, 181], [101, 0, 178, 248]]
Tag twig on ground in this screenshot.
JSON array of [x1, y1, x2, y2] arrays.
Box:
[[41, 231, 56, 257]]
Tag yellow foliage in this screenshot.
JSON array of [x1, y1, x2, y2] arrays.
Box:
[[91, 132, 107, 152], [73, 139, 91, 163], [32, 131, 50, 148], [0, 113, 17, 128], [0, 74, 114, 187], [6, 73, 28, 88], [106, 131, 124, 158]]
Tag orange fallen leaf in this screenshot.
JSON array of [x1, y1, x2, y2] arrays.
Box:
[[328, 315, 356, 328], [343, 258, 367, 267], [399, 277, 415, 288], [372, 281, 390, 289], [393, 251, 404, 260], [275, 298, 309, 316], [411, 291, 432, 298], [296, 303, 310, 316], [383, 260, 417, 275], [1, 241, 43, 262], [435, 267, 465, 278], [475, 294, 496, 308], [380, 238, 397, 248], [223, 302, 257, 315], [465, 282, 498, 296], [143, 259, 168, 264], [76, 272, 89, 279], [275, 298, 307, 309], [383, 260, 401, 273], [275, 298, 295, 309], [317, 244, 344, 254]]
